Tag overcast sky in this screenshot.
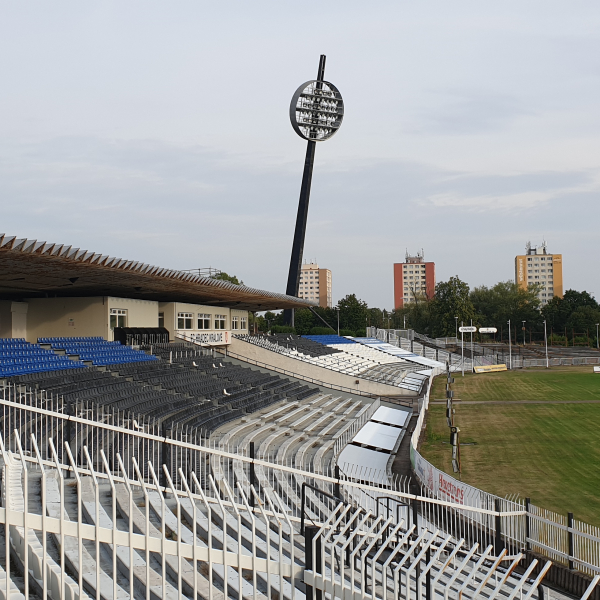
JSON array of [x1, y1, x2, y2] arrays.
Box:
[[1, 2, 599, 309]]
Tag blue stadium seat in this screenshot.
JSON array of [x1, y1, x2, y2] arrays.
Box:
[[0, 338, 86, 377], [37, 337, 157, 367]]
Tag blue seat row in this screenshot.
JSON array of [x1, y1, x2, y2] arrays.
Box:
[[36, 336, 157, 366], [38, 336, 105, 343], [0, 336, 156, 377], [0, 337, 88, 377], [302, 335, 356, 345]]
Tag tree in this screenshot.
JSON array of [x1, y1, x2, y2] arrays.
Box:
[[430, 276, 475, 337], [471, 281, 542, 335], [566, 306, 600, 333], [367, 307, 384, 329], [294, 308, 317, 335], [542, 290, 599, 331], [211, 272, 244, 285], [392, 300, 433, 335], [337, 294, 369, 333]]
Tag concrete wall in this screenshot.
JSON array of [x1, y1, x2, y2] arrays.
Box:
[[2, 296, 244, 343], [25, 296, 159, 342], [0, 301, 11, 338], [107, 297, 159, 330], [26, 297, 108, 342], [0, 301, 29, 339], [11, 302, 28, 339], [228, 336, 414, 398]]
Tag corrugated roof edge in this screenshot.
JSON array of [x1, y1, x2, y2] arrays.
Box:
[[0, 233, 317, 309]]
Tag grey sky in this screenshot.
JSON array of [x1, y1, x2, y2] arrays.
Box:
[[1, 1, 599, 308]]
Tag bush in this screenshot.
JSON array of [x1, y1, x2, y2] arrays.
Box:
[[309, 327, 336, 335], [271, 325, 296, 334], [339, 329, 355, 337], [354, 329, 366, 338]]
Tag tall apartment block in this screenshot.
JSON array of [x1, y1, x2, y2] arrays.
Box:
[[393, 251, 436, 309], [515, 242, 563, 305], [298, 262, 332, 308]]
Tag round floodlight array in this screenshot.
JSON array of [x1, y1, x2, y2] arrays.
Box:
[[290, 80, 344, 141]]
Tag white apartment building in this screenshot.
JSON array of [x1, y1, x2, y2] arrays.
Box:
[[298, 262, 332, 308]]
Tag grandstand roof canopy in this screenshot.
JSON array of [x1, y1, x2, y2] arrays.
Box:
[[0, 234, 315, 311]]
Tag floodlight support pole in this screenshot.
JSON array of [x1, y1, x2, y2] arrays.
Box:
[[284, 55, 326, 327]]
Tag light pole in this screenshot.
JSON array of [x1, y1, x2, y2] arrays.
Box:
[[283, 56, 344, 326], [403, 315, 406, 330], [507, 319, 512, 370], [455, 316, 458, 340], [596, 323, 599, 350], [461, 321, 465, 378], [544, 319, 549, 368], [522, 320, 526, 346], [336, 307, 340, 336], [470, 318, 475, 373]]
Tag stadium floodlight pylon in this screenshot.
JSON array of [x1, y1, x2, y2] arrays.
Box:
[[283, 55, 344, 326]]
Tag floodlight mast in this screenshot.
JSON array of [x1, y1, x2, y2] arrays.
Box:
[[283, 55, 344, 326]]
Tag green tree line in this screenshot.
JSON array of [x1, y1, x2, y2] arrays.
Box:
[[394, 277, 600, 345], [252, 280, 600, 346]]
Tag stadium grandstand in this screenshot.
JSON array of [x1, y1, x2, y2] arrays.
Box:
[[0, 233, 598, 600]]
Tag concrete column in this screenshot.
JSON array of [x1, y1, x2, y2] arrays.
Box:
[[11, 302, 28, 339]]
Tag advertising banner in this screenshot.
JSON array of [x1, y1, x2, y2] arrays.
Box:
[[190, 331, 231, 346], [474, 364, 507, 373], [413, 451, 478, 508]]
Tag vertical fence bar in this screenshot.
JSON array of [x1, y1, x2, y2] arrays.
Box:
[[304, 525, 322, 600], [495, 498, 504, 554], [568, 512, 575, 570]]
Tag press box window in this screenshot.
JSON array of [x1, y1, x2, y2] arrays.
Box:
[[197, 314, 211, 329], [215, 314, 227, 330], [232, 316, 239, 330], [158, 312, 164, 328], [110, 309, 127, 329], [177, 312, 193, 329], [241, 317, 247, 330]]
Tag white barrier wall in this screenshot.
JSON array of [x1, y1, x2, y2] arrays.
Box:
[[227, 336, 416, 397]]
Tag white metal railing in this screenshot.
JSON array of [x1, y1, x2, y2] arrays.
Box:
[[2, 383, 600, 598], [0, 385, 524, 521], [332, 398, 381, 460], [0, 433, 570, 600]]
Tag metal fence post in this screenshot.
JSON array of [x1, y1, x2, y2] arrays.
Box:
[[249, 442, 256, 508], [66, 401, 73, 479], [525, 497, 531, 551], [334, 465, 341, 501], [568, 512, 575, 570], [304, 525, 322, 600], [425, 546, 431, 600], [494, 498, 504, 554], [412, 498, 419, 533], [161, 423, 170, 488]]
